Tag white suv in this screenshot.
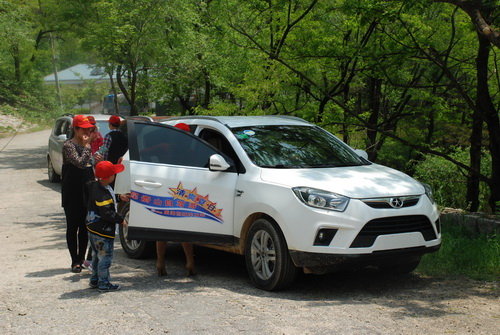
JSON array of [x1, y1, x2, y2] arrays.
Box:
[[115, 116, 441, 290]]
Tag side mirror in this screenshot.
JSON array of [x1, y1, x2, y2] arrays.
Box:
[[209, 154, 231, 171], [57, 134, 67, 141], [353, 149, 368, 160]]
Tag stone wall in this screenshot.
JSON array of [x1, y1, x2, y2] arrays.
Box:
[[440, 212, 500, 235]]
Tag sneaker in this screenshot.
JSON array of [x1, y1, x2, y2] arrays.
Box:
[[89, 281, 98, 289], [82, 260, 93, 271], [71, 264, 82, 273], [98, 283, 121, 293]]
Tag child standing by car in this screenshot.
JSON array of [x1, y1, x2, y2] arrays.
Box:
[[86, 160, 129, 292]]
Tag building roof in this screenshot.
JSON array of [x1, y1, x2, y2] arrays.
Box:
[[44, 64, 108, 85]]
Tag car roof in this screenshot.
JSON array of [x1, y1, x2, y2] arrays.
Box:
[[165, 115, 313, 128], [57, 114, 121, 122]]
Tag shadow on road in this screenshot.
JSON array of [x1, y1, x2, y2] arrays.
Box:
[[51, 244, 498, 321], [37, 179, 61, 192], [0, 146, 47, 170], [16, 212, 67, 251]]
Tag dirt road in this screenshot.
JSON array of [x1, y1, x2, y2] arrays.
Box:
[[0, 130, 498, 334]]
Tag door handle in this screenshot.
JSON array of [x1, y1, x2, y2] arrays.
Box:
[[134, 180, 162, 188]]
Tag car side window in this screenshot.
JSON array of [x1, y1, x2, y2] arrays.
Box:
[[61, 120, 70, 136], [133, 123, 219, 168], [53, 120, 65, 136], [199, 128, 245, 173]]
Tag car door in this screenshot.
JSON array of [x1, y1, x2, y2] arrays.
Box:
[[126, 121, 237, 244], [49, 118, 70, 175]]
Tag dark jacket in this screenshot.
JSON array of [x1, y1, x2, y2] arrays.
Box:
[[86, 181, 123, 239], [107, 130, 128, 164], [61, 141, 94, 209]]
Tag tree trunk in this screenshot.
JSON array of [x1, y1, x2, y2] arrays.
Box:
[[317, 97, 329, 123], [366, 77, 382, 161], [476, 33, 500, 213], [467, 105, 482, 212], [12, 45, 21, 84], [203, 70, 211, 109], [107, 67, 119, 115]]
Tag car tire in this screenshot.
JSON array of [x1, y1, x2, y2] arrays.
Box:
[[244, 218, 298, 291], [379, 257, 421, 274], [118, 203, 155, 259], [47, 156, 60, 183]]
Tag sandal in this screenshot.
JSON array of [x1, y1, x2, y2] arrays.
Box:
[[71, 264, 82, 273]]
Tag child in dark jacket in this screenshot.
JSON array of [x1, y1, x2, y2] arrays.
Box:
[[86, 160, 129, 292]]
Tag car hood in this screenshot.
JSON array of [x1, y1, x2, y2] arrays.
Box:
[[259, 164, 424, 198]]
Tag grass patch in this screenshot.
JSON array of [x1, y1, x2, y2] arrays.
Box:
[[417, 222, 499, 281]]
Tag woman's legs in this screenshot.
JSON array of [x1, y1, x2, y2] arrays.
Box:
[[181, 243, 196, 276], [156, 241, 196, 276], [64, 205, 87, 270]]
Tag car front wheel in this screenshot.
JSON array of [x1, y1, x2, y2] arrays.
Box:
[[244, 218, 298, 291], [118, 203, 155, 259]]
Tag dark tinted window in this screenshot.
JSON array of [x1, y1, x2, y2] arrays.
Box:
[[232, 125, 369, 168], [134, 123, 218, 167], [53, 119, 66, 136]]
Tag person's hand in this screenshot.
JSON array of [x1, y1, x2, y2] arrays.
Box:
[[82, 134, 91, 147], [94, 153, 103, 162], [119, 193, 130, 202], [121, 219, 128, 227]]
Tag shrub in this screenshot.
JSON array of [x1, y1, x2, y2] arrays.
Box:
[[413, 147, 491, 211], [417, 222, 499, 281]]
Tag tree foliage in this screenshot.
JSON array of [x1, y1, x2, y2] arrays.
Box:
[[0, 0, 498, 211]]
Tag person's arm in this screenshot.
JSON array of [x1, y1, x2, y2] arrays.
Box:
[[63, 141, 92, 168], [95, 192, 123, 225], [101, 133, 112, 160]]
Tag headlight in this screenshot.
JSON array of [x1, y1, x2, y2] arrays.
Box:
[[293, 187, 349, 212], [421, 182, 435, 204]]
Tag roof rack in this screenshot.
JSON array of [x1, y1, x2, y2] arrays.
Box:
[[261, 115, 309, 123], [125, 115, 154, 122], [165, 114, 308, 123], [164, 115, 225, 124]]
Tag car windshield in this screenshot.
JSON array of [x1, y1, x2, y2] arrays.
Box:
[[232, 125, 369, 168]]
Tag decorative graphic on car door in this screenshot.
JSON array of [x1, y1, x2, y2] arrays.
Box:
[[130, 182, 224, 223]]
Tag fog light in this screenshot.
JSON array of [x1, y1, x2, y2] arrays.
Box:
[[313, 228, 338, 246], [435, 219, 441, 234]]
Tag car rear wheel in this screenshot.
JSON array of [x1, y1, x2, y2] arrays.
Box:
[[47, 156, 60, 183], [118, 203, 155, 259], [245, 218, 298, 291]]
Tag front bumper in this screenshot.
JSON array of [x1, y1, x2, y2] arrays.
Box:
[[290, 244, 441, 270]]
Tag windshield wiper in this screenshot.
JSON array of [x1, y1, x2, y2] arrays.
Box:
[[260, 164, 300, 169], [306, 163, 363, 168]]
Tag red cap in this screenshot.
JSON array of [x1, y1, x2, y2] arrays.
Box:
[[175, 123, 190, 132], [109, 115, 121, 126], [95, 161, 125, 179], [73, 115, 95, 128], [87, 115, 96, 125]]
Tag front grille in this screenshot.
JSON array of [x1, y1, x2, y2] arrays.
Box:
[[361, 196, 420, 209], [350, 215, 437, 248]]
